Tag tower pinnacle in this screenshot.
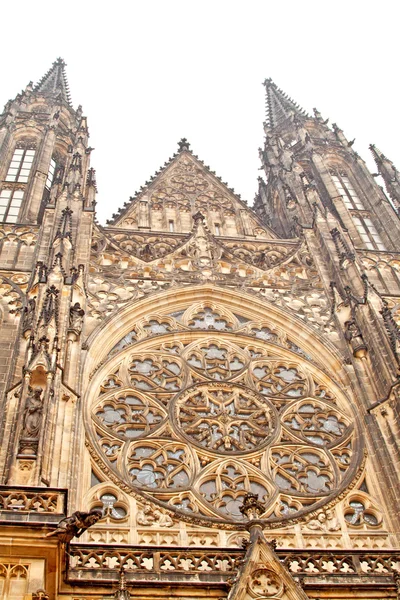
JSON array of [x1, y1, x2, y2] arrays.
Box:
[[34, 58, 72, 106], [370, 144, 400, 210], [263, 78, 308, 129]]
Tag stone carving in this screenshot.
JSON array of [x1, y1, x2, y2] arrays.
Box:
[[45, 508, 102, 543], [306, 510, 340, 531], [18, 387, 43, 455], [88, 330, 361, 527], [22, 297, 36, 332], [69, 302, 85, 333], [239, 492, 266, 520], [176, 382, 277, 453], [32, 591, 49, 600], [344, 318, 367, 358], [248, 568, 284, 598], [136, 503, 174, 527]]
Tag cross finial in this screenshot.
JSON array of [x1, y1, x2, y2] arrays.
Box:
[[178, 138, 190, 152]]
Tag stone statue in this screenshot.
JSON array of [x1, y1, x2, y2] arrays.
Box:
[[69, 302, 85, 333], [45, 509, 102, 543], [136, 503, 173, 527], [21, 387, 43, 439], [22, 297, 36, 331], [306, 510, 340, 532]]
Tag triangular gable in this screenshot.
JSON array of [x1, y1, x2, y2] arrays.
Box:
[[107, 142, 277, 239], [228, 530, 309, 600]]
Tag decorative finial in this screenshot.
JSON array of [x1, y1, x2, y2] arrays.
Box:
[[192, 211, 205, 224], [239, 492, 265, 520], [114, 566, 130, 600], [178, 138, 190, 152]]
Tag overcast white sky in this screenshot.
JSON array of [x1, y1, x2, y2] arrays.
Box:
[[1, 0, 399, 224]]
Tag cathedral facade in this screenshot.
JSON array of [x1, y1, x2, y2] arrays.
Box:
[[0, 58, 399, 600]]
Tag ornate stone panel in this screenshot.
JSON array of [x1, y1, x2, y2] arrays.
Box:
[[85, 302, 363, 528]]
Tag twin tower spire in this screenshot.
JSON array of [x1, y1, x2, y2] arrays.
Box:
[[33, 59, 308, 129], [30, 59, 398, 206]]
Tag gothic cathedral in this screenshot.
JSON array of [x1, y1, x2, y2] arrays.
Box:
[[0, 59, 399, 600]]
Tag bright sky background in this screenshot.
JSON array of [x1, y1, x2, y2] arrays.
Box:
[[1, 0, 399, 224]]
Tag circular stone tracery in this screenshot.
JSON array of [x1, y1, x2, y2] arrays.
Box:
[[87, 324, 362, 526], [174, 382, 278, 454]]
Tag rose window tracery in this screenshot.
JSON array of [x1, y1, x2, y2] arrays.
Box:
[[87, 306, 362, 526], [175, 382, 277, 453]]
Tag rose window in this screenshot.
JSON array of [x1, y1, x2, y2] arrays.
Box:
[[175, 382, 277, 453], [87, 310, 362, 526]]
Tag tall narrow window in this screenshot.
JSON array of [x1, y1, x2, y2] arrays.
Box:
[[169, 220, 174, 232], [331, 173, 365, 210], [352, 216, 386, 251], [45, 158, 57, 191], [5, 148, 36, 183], [215, 223, 221, 236], [0, 190, 24, 223]]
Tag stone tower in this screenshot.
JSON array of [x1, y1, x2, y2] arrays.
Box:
[[0, 60, 399, 600]]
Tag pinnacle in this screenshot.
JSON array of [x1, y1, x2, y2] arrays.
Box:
[[263, 78, 308, 129], [177, 138, 191, 152], [34, 58, 72, 107]]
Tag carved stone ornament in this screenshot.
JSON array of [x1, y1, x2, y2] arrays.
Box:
[[45, 508, 102, 543], [86, 316, 363, 528], [248, 568, 284, 598], [18, 386, 43, 456], [69, 301, 85, 333], [136, 502, 173, 527], [239, 493, 266, 520]]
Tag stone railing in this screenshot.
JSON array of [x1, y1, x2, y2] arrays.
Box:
[[281, 550, 400, 577], [67, 545, 242, 584], [0, 486, 67, 523], [66, 544, 400, 587]]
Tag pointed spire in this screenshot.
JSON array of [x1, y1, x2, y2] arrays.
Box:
[[34, 58, 72, 106], [263, 78, 308, 129]]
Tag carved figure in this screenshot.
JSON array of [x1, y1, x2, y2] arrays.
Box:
[[136, 503, 155, 526], [45, 508, 102, 542], [22, 297, 36, 331], [136, 503, 173, 527], [21, 387, 43, 439], [153, 508, 173, 527], [306, 510, 340, 532], [69, 302, 85, 333], [344, 318, 367, 357]]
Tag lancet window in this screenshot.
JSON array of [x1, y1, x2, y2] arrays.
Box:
[[330, 170, 386, 251], [352, 215, 386, 251], [0, 189, 24, 223], [5, 146, 36, 183], [331, 172, 364, 210]]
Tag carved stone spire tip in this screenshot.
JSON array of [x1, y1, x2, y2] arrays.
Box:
[[239, 492, 265, 520], [178, 138, 190, 152]]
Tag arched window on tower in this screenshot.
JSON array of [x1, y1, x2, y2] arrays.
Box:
[[38, 155, 65, 224], [0, 142, 36, 223], [5, 146, 36, 183], [331, 172, 365, 210], [352, 216, 386, 251], [0, 190, 24, 223], [330, 169, 386, 251]]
